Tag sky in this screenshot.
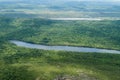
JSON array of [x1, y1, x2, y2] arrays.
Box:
[[71, 0, 120, 2], [0, 0, 120, 2], [70, 0, 120, 1]]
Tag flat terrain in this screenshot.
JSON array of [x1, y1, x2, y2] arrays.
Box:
[[0, 0, 120, 18], [1, 18, 119, 50], [0, 1, 120, 80], [0, 17, 120, 80]]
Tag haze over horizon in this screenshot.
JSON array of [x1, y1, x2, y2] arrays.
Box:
[[0, 0, 120, 18], [0, 0, 120, 2]]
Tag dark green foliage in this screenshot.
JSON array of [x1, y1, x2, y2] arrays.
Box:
[[0, 66, 36, 80], [0, 17, 120, 80], [3, 49, 43, 64], [0, 18, 120, 49], [1, 45, 120, 80]]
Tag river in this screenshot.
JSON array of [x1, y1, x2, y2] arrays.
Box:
[[49, 18, 103, 21], [10, 40, 120, 54]]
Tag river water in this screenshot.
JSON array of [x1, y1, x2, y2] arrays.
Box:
[[49, 18, 103, 21], [10, 40, 120, 54]]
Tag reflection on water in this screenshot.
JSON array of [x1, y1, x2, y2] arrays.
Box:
[[10, 40, 120, 54]]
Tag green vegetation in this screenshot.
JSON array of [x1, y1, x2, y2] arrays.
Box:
[[0, 17, 120, 50], [0, 43, 120, 80], [0, 17, 120, 80]]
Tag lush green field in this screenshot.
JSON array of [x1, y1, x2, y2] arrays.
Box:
[[0, 17, 120, 80]]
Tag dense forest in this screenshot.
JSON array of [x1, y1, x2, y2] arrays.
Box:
[[0, 17, 120, 50], [0, 0, 120, 80], [0, 17, 120, 80]]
